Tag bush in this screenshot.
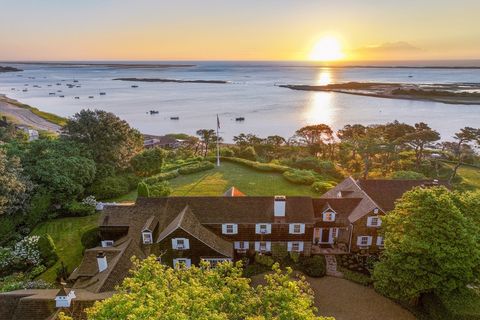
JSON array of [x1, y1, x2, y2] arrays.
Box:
[[89, 175, 130, 200], [284, 157, 341, 177], [178, 161, 215, 175], [143, 170, 180, 185], [254, 254, 275, 267], [130, 147, 166, 176], [220, 147, 235, 157], [64, 201, 96, 217], [24, 191, 52, 228], [283, 169, 318, 185], [137, 181, 150, 197], [311, 181, 336, 193], [271, 243, 288, 262], [223, 157, 289, 172], [81, 227, 100, 249], [37, 234, 58, 267], [390, 170, 427, 180], [300, 255, 326, 277], [289, 251, 300, 264], [339, 267, 373, 286], [148, 181, 172, 197], [243, 264, 270, 278], [237, 146, 257, 161], [421, 290, 480, 320]]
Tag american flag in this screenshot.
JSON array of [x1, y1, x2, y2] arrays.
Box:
[[217, 114, 220, 129]]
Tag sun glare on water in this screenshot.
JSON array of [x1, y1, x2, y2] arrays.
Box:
[[309, 36, 345, 62]]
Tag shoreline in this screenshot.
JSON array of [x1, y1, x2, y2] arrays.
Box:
[[113, 77, 229, 84], [0, 62, 195, 69]]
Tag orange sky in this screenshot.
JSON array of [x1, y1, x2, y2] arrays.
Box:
[[0, 0, 479, 61]]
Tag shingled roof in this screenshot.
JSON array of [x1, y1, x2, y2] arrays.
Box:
[[312, 198, 362, 226], [158, 206, 233, 258]]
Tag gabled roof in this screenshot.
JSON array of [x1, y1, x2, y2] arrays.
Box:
[[142, 215, 159, 232], [312, 198, 362, 226], [158, 206, 233, 258], [224, 186, 246, 197]]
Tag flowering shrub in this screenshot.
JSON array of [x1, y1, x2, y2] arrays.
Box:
[[0, 247, 14, 271], [13, 236, 42, 267], [82, 195, 97, 207]]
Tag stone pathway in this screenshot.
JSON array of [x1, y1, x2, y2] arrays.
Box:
[[325, 255, 343, 278]]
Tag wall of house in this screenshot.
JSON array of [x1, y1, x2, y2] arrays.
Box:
[[351, 211, 385, 253], [153, 229, 230, 267]]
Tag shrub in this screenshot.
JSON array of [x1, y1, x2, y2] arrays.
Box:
[[37, 234, 58, 267], [254, 254, 275, 267], [311, 181, 336, 193], [339, 267, 373, 286], [130, 147, 166, 176], [423, 290, 480, 320], [390, 170, 427, 180], [89, 176, 130, 200], [148, 181, 172, 197], [243, 264, 270, 278], [64, 201, 96, 217], [220, 147, 235, 157], [81, 227, 100, 249], [143, 170, 179, 185], [24, 191, 52, 228], [289, 251, 300, 264], [137, 181, 150, 197], [178, 161, 215, 175], [13, 236, 42, 267], [300, 255, 326, 277], [271, 243, 288, 262], [0, 247, 14, 272], [222, 157, 289, 172], [237, 146, 257, 161], [283, 169, 318, 185]]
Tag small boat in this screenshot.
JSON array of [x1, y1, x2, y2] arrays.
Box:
[[131, 85, 139, 88], [11, 88, 15, 90], [170, 116, 179, 120], [22, 89, 28, 92], [57, 90, 62, 92], [74, 96, 80, 99], [47, 84, 52, 87], [56, 83, 61, 85], [33, 85, 40, 88], [235, 117, 245, 121], [149, 110, 159, 115], [73, 80, 79, 83], [76, 85, 81, 88], [24, 84, 29, 86], [88, 96, 94, 99], [99, 92, 106, 95], [49, 92, 56, 96], [59, 95, 65, 98]]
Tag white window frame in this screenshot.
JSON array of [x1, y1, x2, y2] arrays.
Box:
[[101, 240, 114, 248], [357, 236, 372, 247], [367, 216, 382, 227], [287, 241, 304, 252], [173, 258, 191, 268], [234, 241, 249, 250], [376, 236, 384, 247], [254, 241, 271, 252], [322, 211, 336, 222], [255, 223, 272, 234], [288, 223, 305, 234], [222, 224, 238, 235], [142, 231, 153, 244], [172, 238, 190, 250]]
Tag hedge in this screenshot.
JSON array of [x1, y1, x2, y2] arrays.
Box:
[[178, 161, 215, 174], [311, 181, 337, 194], [338, 267, 373, 286], [222, 157, 289, 173], [422, 291, 480, 320], [283, 169, 318, 185], [143, 170, 180, 185], [81, 227, 100, 250], [37, 234, 58, 267], [300, 255, 326, 277]]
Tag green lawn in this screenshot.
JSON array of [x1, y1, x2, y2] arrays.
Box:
[[443, 163, 480, 191], [31, 214, 100, 283], [111, 162, 318, 202]]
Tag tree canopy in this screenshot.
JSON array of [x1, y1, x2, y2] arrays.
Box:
[[373, 186, 480, 302], [0, 149, 31, 216], [86, 256, 333, 320]]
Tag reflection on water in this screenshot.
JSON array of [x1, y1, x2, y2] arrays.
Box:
[[304, 91, 335, 126], [315, 69, 333, 86]]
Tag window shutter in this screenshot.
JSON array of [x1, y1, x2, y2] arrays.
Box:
[[184, 239, 190, 249], [298, 241, 304, 252], [222, 224, 227, 234], [254, 242, 260, 251], [185, 259, 191, 267], [233, 224, 238, 234], [300, 224, 305, 234], [367, 217, 372, 226], [288, 224, 294, 234], [234, 241, 240, 249], [287, 242, 293, 252], [266, 242, 271, 251], [356, 236, 363, 246], [255, 224, 261, 234], [244, 241, 249, 249], [377, 217, 382, 226], [376, 237, 383, 246], [266, 224, 272, 234], [367, 237, 372, 246], [172, 238, 178, 249]]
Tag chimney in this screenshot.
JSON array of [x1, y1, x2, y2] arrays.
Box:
[[274, 196, 286, 217], [97, 251, 108, 272]]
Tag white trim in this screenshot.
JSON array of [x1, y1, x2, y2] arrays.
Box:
[[222, 223, 238, 234], [142, 231, 153, 244], [357, 236, 372, 247], [172, 238, 190, 250], [287, 241, 304, 252], [367, 216, 382, 227], [173, 258, 191, 268], [376, 236, 384, 247], [289, 223, 305, 234], [101, 240, 114, 247], [255, 223, 271, 234], [254, 241, 271, 252]]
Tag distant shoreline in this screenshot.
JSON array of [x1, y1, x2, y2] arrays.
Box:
[[113, 78, 229, 84], [0, 62, 195, 69]]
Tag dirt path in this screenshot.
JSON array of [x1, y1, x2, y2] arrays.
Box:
[[0, 97, 61, 132]]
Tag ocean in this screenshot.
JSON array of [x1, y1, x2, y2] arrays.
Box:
[[1, 61, 480, 141]]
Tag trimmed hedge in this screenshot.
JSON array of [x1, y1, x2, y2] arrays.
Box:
[[338, 267, 373, 286], [143, 170, 180, 185], [81, 227, 100, 250], [311, 181, 336, 194], [300, 255, 326, 277], [222, 157, 289, 173], [422, 291, 480, 320], [283, 169, 318, 185], [64, 201, 96, 217], [89, 174, 140, 200], [178, 161, 215, 174], [37, 234, 58, 267]]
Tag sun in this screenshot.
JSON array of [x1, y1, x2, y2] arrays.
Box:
[[309, 36, 345, 61]]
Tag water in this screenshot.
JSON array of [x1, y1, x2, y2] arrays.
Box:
[[1, 61, 480, 141]]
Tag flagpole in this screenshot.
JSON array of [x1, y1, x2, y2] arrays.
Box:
[[216, 114, 220, 167]]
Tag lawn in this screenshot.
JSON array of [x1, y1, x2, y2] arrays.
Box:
[[111, 161, 319, 202], [31, 214, 100, 283], [443, 163, 480, 191]]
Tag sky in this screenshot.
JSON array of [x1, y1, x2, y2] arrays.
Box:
[[0, 0, 479, 61]]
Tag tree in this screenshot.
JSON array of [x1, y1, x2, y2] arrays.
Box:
[[137, 181, 150, 197], [401, 122, 440, 170], [295, 124, 334, 158], [373, 187, 480, 302], [130, 147, 166, 176], [62, 109, 143, 169], [148, 181, 171, 197], [0, 149, 32, 216], [86, 256, 333, 320], [449, 127, 480, 183], [196, 129, 220, 157]]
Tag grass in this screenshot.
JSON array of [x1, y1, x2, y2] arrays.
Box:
[[1, 96, 67, 127], [30, 214, 100, 283], [443, 163, 480, 191]]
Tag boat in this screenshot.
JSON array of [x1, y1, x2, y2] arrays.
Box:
[[49, 92, 56, 96], [170, 116, 179, 120], [74, 96, 80, 99], [99, 92, 106, 95], [149, 110, 159, 115], [59, 95, 65, 98], [131, 85, 139, 88], [73, 80, 79, 83], [57, 90, 62, 92], [56, 83, 61, 85], [235, 117, 245, 121], [88, 96, 94, 99], [22, 89, 28, 92]]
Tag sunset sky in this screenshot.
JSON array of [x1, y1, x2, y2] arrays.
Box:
[[1, 0, 479, 61]]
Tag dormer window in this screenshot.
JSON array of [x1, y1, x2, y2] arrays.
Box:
[[142, 231, 153, 244], [172, 238, 190, 250], [289, 223, 305, 234], [374, 208, 379, 214], [222, 224, 238, 235], [367, 216, 382, 227], [256, 223, 271, 234], [323, 211, 336, 222], [336, 191, 342, 198]]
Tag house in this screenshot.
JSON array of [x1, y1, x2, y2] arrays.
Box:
[[143, 135, 182, 149], [0, 177, 447, 319]]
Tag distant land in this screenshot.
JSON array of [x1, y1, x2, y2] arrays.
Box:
[[113, 78, 228, 84], [0, 66, 22, 73], [0, 62, 194, 69], [280, 82, 480, 105]]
